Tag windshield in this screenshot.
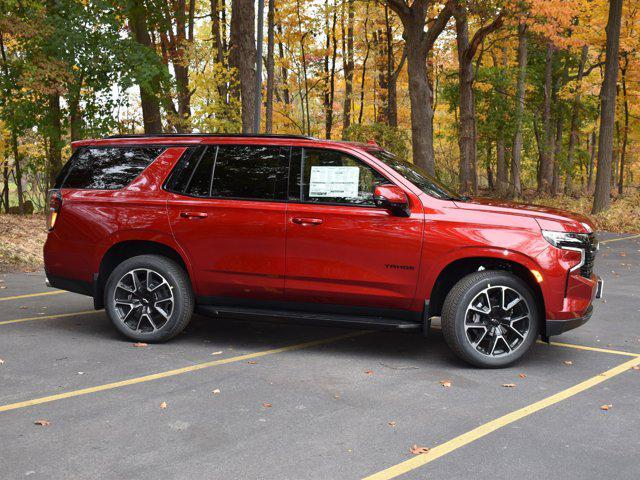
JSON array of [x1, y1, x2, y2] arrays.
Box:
[[367, 149, 460, 200]]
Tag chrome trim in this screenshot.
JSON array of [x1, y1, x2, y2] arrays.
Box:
[[564, 246, 586, 273]]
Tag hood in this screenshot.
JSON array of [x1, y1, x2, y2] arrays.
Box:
[[453, 197, 594, 233]]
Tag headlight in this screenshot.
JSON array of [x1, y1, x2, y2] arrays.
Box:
[[542, 230, 588, 273], [541, 230, 589, 249]]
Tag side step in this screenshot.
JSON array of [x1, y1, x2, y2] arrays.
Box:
[[196, 305, 422, 332]]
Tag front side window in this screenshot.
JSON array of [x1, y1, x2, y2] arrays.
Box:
[[60, 147, 165, 190], [164, 145, 289, 201], [367, 149, 460, 200], [292, 148, 387, 206]]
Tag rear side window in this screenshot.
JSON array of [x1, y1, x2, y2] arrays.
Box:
[[165, 145, 289, 201], [60, 147, 165, 190]]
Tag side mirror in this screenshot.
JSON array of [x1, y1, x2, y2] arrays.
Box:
[[374, 184, 410, 217]]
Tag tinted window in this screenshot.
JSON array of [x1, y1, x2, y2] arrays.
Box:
[[185, 148, 215, 197], [210, 145, 288, 200], [295, 148, 386, 206], [367, 149, 460, 200], [164, 146, 205, 193], [61, 147, 164, 190]]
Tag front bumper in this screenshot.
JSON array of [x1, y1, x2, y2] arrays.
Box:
[[545, 276, 603, 336], [546, 305, 593, 336]]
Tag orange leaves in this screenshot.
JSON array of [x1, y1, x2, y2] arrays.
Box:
[[34, 419, 51, 426], [409, 444, 430, 455]]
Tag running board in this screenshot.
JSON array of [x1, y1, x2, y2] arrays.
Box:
[[196, 305, 423, 332]]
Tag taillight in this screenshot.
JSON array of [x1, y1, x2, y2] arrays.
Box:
[[47, 189, 62, 231]]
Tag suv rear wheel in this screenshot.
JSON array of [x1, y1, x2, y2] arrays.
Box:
[[441, 270, 540, 368], [104, 254, 194, 342]]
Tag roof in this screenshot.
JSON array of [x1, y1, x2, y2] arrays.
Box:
[[71, 133, 383, 152]]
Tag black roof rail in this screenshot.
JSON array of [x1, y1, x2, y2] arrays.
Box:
[[106, 133, 316, 140]]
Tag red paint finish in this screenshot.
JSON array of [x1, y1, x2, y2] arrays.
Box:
[[45, 135, 599, 331]]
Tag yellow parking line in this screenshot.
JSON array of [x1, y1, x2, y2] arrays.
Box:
[[0, 290, 66, 302], [0, 310, 101, 326], [599, 233, 640, 244], [543, 340, 640, 358], [0, 331, 368, 414], [362, 354, 640, 480]]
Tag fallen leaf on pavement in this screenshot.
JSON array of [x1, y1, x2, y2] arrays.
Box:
[[34, 420, 50, 426], [262, 403, 272, 408], [19, 306, 27, 309], [333, 395, 341, 400], [211, 351, 223, 356], [133, 342, 148, 348], [160, 402, 167, 409], [247, 361, 257, 365], [519, 373, 527, 379], [439, 380, 452, 388], [410, 444, 430, 455], [502, 383, 516, 388], [563, 360, 573, 365], [212, 388, 221, 395], [631, 366, 640, 371], [600, 404, 612, 411], [388, 421, 397, 427], [364, 370, 374, 375], [0, 358, 4, 365]]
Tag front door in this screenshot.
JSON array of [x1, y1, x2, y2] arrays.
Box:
[[167, 145, 290, 301], [285, 147, 423, 311]]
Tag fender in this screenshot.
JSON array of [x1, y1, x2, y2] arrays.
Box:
[[413, 245, 547, 311]]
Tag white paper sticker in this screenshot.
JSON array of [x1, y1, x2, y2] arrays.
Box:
[[309, 166, 360, 198]]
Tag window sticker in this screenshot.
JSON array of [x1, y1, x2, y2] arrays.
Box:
[[309, 166, 360, 198]]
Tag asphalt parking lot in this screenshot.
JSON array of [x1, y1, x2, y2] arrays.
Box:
[[1, 233, 639, 480]]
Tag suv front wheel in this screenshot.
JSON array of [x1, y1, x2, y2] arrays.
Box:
[[441, 270, 540, 368], [104, 254, 194, 342]]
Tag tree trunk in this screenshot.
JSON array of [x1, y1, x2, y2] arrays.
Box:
[[341, 0, 354, 139], [129, 0, 162, 133], [510, 22, 527, 197], [211, 0, 228, 101], [618, 54, 628, 195], [592, 0, 623, 213], [11, 132, 24, 213], [565, 45, 588, 195], [405, 32, 436, 174], [2, 144, 9, 213], [323, 0, 337, 138], [387, 0, 454, 175], [265, 0, 275, 133], [358, 7, 371, 125], [455, 8, 475, 194], [230, 0, 257, 133], [277, 23, 290, 106], [47, 93, 62, 191], [587, 128, 596, 193], [539, 42, 554, 193]]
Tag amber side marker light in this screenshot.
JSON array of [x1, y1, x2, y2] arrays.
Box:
[[531, 269, 543, 283], [47, 189, 62, 231]]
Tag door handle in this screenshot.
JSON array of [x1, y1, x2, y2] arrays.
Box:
[[292, 217, 323, 225], [180, 211, 208, 219]]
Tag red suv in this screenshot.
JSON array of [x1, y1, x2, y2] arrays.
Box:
[[44, 134, 603, 367]]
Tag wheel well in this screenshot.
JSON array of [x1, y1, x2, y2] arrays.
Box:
[[428, 257, 545, 323], [95, 240, 189, 309]]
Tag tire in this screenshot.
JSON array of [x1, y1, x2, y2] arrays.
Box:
[[104, 254, 194, 342], [441, 270, 540, 368]]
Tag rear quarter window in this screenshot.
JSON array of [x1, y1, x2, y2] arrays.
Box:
[[58, 147, 165, 190]]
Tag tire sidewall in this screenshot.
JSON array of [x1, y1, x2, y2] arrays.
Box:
[[447, 272, 540, 368], [104, 255, 192, 342]]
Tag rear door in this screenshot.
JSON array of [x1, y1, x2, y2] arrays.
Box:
[[167, 144, 290, 302], [284, 147, 424, 311]]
